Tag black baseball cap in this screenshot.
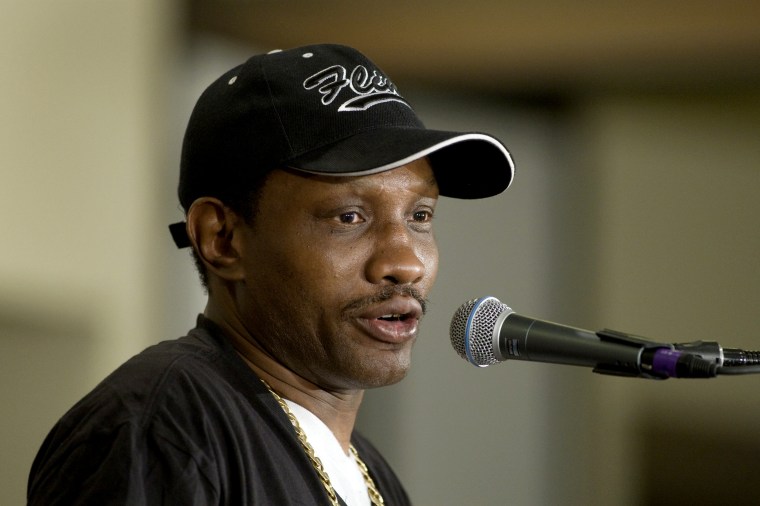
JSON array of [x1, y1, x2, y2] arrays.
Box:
[[170, 44, 515, 248]]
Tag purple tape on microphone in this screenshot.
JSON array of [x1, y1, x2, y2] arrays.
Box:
[[652, 348, 682, 378]]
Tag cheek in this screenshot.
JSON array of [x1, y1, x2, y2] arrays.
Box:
[[308, 231, 367, 274], [281, 239, 366, 305], [421, 237, 440, 286]]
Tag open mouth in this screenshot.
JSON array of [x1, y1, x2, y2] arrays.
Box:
[[362, 313, 418, 344], [378, 313, 410, 322], [353, 297, 423, 343]]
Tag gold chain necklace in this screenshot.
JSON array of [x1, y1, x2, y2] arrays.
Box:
[[261, 379, 385, 506]]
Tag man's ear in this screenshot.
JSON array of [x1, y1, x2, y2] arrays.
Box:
[[186, 198, 245, 281]]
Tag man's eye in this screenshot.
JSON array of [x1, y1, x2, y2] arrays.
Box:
[[413, 210, 433, 222], [338, 212, 361, 224]]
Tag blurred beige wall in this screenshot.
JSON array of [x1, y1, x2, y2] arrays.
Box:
[[0, 1, 177, 503], [586, 94, 760, 505]]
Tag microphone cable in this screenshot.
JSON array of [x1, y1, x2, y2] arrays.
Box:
[[717, 365, 760, 375], [672, 340, 760, 376]]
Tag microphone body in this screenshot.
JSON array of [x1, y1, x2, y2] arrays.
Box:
[[496, 313, 644, 370], [450, 296, 721, 379]]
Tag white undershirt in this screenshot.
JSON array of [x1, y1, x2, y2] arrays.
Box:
[[284, 399, 371, 506]]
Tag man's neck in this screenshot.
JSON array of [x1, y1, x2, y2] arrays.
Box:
[[205, 306, 364, 452], [253, 363, 364, 453]]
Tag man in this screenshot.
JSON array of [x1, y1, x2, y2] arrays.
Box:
[[28, 44, 514, 505]]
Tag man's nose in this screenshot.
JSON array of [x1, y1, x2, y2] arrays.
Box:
[[364, 222, 426, 286]]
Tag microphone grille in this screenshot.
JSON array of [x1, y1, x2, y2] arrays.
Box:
[[450, 296, 512, 367]]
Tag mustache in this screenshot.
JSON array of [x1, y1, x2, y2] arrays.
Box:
[[341, 285, 428, 319]]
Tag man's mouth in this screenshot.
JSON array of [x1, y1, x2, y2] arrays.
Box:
[[378, 313, 410, 322], [353, 298, 423, 344]]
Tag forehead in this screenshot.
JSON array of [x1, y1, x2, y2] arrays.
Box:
[[265, 157, 438, 200]]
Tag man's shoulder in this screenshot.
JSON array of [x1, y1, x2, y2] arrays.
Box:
[[28, 327, 293, 504], [112, 331, 227, 393], [50, 327, 258, 438], [29, 325, 273, 476]]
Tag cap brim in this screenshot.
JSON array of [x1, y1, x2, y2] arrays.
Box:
[[287, 127, 515, 199]]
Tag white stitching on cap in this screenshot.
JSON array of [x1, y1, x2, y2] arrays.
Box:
[[303, 64, 410, 112]]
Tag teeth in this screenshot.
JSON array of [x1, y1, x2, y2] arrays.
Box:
[[380, 314, 403, 320]]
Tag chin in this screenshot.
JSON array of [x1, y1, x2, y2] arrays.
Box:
[[352, 354, 412, 389], [324, 343, 414, 390], [358, 371, 407, 390]]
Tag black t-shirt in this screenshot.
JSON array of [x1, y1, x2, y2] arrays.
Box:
[[28, 317, 411, 505]]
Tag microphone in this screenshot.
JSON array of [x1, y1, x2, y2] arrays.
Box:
[[450, 296, 760, 379]]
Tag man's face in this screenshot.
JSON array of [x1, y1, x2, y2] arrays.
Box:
[[235, 157, 439, 390]]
